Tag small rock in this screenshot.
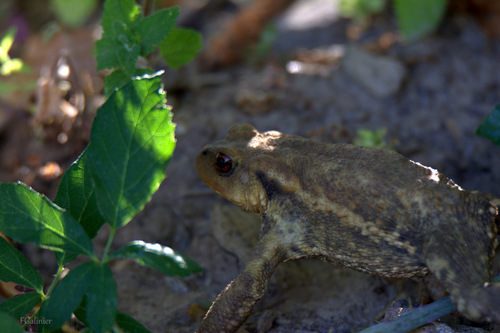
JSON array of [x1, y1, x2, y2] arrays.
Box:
[[342, 46, 407, 97], [383, 299, 412, 321], [414, 323, 456, 333]]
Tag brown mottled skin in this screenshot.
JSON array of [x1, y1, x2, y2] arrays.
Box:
[[195, 123, 500, 332]]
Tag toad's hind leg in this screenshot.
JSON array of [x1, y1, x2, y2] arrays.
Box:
[[197, 233, 286, 333], [422, 197, 500, 322]]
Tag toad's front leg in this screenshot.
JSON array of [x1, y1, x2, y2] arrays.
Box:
[[197, 235, 286, 333]]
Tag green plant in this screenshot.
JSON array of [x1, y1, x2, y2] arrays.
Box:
[[339, 0, 448, 41], [50, 0, 98, 28], [339, 0, 386, 22], [394, 0, 448, 41], [354, 128, 391, 149], [0, 27, 36, 94], [95, 0, 202, 97], [159, 27, 203, 70], [476, 104, 500, 147], [0, 27, 30, 76], [0, 72, 201, 333], [0, 1, 203, 332], [246, 24, 278, 64]]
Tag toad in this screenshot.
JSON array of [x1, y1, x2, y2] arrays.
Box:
[[195, 123, 500, 332]]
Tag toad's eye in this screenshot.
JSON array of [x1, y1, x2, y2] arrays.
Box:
[[215, 153, 234, 176]]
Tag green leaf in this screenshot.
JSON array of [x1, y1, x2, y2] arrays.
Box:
[[54, 151, 105, 239], [51, 0, 98, 28], [86, 264, 116, 333], [1, 58, 30, 76], [87, 72, 176, 229], [116, 311, 151, 333], [0, 292, 42, 318], [160, 27, 202, 69], [54, 151, 104, 265], [104, 68, 154, 98], [100, 0, 141, 35], [0, 81, 37, 93], [0, 183, 95, 257], [96, 0, 142, 73], [0, 27, 30, 75], [354, 128, 390, 149], [75, 304, 150, 333], [0, 237, 43, 293], [39, 261, 96, 330], [0, 312, 24, 333], [0, 27, 16, 61], [74, 302, 151, 333], [95, 34, 141, 75], [476, 105, 500, 147], [110, 241, 202, 277], [132, 7, 179, 56], [95, 2, 180, 74], [54, 251, 77, 267], [394, 0, 447, 41], [73, 295, 89, 326], [339, 0, 385, 21]]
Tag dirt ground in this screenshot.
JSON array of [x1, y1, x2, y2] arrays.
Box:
[[1, 0, 500, 332]]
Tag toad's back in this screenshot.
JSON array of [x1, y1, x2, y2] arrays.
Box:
[[254, 138, 476, 277]]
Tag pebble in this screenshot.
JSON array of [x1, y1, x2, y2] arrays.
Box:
[[342, 46, 407, 97]]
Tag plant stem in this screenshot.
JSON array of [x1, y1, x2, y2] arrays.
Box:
[[101, 226, 116, 263], [44, 263, 65, 298]]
